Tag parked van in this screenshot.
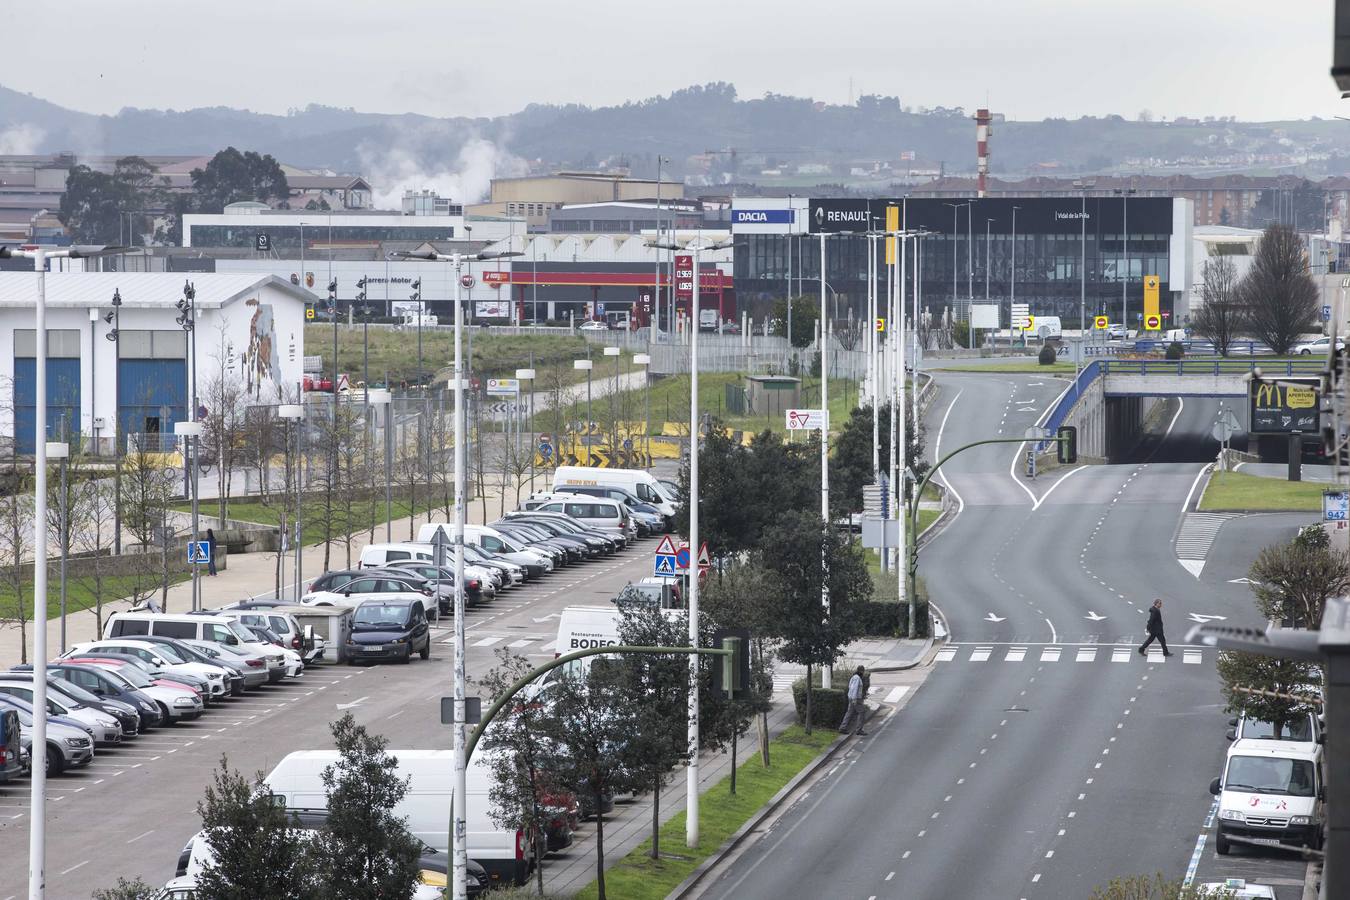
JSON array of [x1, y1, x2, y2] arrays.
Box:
[[105, 612, 256, 649], [552, 466, 676, 519], [416, 523, 554, 575], [1210, 738, 1324, 854], [553, 604, 683, 674], [1033, 316, 1062, 340], [359, 542, 435, 569], [265, 749, 528, 886], [533, 497, 631, 541]]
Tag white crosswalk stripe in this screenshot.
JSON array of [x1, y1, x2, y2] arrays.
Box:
[[1175, 512, 1236, 560], [934, 644, 1203, 665]]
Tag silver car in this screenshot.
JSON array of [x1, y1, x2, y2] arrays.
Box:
[[0, 697, 94, 776], [0, 682, 121, 745]]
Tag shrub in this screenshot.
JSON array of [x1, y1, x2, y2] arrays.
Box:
[[791, 676, 850, 729], [1038, 344, 1058, 365], [855, 599, 908, 637], [1165, 341, 1184, 360]]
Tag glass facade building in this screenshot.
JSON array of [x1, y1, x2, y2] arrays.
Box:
[[733, 197, 1190, 328]]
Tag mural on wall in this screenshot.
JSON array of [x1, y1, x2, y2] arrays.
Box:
[[243, 297, 281, 398]]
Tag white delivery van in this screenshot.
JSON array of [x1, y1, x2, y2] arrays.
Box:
[[265, 749, 528, 887], [1034, 316, 1062, 340], [416, 523, 553, 574], [1210, 738, 1324, 854], [359, 542, 435, 569], [552, 466, 677, 519], [553, 604, 684, 675]]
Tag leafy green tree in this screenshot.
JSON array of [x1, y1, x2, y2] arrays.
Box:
[[1241, 223, 1319, 355], [1089, 872, 1232, 899], [57, 156, 169, 245], [191, 147, 290, 212], [1215, 651, 1321, 739], [194, 756, 319, 900], [829, 402, 928, 519], [771, 295, 820, 348], [760, 510, 872, 732], [702, 560, 780, 765], [91, 878, 161, 900], [1249, 526, 1350, 628], [313, 714, 423, 900]]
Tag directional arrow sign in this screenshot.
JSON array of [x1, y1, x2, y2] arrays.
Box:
[[984, 613, 1006, 623], [336, 696, 368, 710], [1084, 611, 1108, 621], [1187, 613, 1228, 624]]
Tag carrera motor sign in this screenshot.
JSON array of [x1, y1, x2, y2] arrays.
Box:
[[1250, 379, 1320, 433]]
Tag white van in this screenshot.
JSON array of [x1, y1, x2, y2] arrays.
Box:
[[264, 749, 527, 886], [416, 523, 553, 575], [1033, 316, 1062, 340], [359, 542, 435, 569], [553, 604, 683, 674], [1210, 738, 1324, 854], [552, 466, 676, 519]]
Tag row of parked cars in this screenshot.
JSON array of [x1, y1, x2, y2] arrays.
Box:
[[0, 608, 316, 782]]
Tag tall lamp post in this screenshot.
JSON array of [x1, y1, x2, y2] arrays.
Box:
[[175, 281, 200, 610], [574, 359, 594, 465], [1, 241, 125, 900], [277, 404, 304, 599], [391, 244, 520, 900], [104, 288, 123, 552], [811, 208, 834, 689], [632, 354, 651, 466], [48, 439, 69, 652], [647, 235, 731, 848], [515, 368, 535, 492], [1113, 186, 1137, 329], [1010, 207, 1020, 345]]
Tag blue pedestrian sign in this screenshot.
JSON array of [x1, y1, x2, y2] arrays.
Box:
[[623, 438, 633, 451], [187, 541, 211, 564], [538, 442, 554, 459], [653, 534, 678, 578], [1323, 305, 1333, 323]]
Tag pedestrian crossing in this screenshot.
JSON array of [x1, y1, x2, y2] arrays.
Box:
[[1175, 512, 1236, 575], [435, 631, 556, 653], [935, 644, 1204, 665]]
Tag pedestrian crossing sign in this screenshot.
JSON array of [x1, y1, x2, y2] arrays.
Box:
[[654, 554, 677, 576], [187, 541, 211, 564]]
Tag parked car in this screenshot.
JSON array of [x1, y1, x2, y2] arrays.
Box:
[[305, 574, 435, 619], [578, 319, 608, 332], [0, 695, 95, 776], [1292, 336, 1346, 355], [177, 639, 271, 689], [43, 662, 165, 728], [67, 639, 234, 698], [0, 679, 123, 745], [384, 562, 488, 611], [130, 635, 258, 694], [0, 672, 139, 740], [212, 608, 309, 658], [346, 598, 432, 665], [58, 658, 204, 722]]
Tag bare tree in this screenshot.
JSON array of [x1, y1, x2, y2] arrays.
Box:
[[834, 314, 865, 352], [1242, 223, 1319, 355], [202, 325, 250, 522], [72, 475, 120, 633], [0, 469, 34, 663], [1191, 256, 1245, 356], [119, 435, 178, 607]]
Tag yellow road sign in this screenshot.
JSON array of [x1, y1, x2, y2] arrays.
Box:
[[1145, 314, 1161, 330], [1094, 315, 1109, 330], [876, 317, 886, 332], [1025, 314, 1035, 331], [305, 307, 315, 320], [1144, 275, 1160, 320]]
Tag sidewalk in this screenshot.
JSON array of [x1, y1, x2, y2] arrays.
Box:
[[0, 478, 535, 664]]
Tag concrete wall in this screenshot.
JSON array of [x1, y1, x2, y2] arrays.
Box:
[[1055, 383, 1164, 463]]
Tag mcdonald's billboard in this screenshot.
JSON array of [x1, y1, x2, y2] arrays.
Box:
[[1250, 378, 1320, 433]]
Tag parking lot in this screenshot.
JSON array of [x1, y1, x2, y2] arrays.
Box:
[[0, 534, 657, 898]]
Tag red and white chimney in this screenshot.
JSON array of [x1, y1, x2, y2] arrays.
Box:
[[975, 108, 992, 198]]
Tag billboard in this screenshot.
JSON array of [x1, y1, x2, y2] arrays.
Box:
[[1250, 379, 1320, 434], [732, 209, 793, 225], [475, 301, 510, 318]]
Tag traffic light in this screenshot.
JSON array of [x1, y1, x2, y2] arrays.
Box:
[[355, 276, 367, 302], [410, 278, 421, 303], [1056, 425, 1078, 464], [1324, 343, 1349, 467], [712, 627, 751, 700]]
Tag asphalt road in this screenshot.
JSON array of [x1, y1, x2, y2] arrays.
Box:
[[700, 375, 1310, 899], [0, 538, 658, 898]]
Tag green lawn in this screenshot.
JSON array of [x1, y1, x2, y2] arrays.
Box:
[[937, 360, 1077, 374], [171, 495, 447, 546], [538, 371, 861, 436], [0, 572, 191, 622], [573, 726, 837, 900], [1199, 471, 1327, 512]]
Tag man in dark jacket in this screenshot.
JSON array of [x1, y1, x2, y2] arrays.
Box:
[[1138, 598, 1172, 657]]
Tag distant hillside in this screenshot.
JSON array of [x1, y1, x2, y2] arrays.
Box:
[[4, 82, 1348, 195]]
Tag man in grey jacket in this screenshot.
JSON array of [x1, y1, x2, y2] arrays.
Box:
[[838, 665, 868, 736]]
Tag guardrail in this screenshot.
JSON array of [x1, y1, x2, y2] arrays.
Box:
[[1097, 358, 1325, 376]]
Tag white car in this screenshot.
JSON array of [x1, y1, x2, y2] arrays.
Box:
[[182, 637, 287, 684], [578, 319, 609, 332], [1292, 336, 1345, 355], [65, 640, 230, 699]]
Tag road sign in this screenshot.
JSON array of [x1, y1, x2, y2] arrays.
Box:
[[1011, 303, 1029, 330], [1093, 315, 1109, 330], [876, 317, 885, 332], [675, 546, 691, 570], [786, 409, 827, 431], [336, 373, 350, 392], [1325, 491, 1349, 521], [1324, 305, 1333, 322], [1025, 314, 1035, 332], [696, 541, 711, 569], [654, 535, 677, 556], [1144, 314, 1161, 330], [538, 442, 553, 459], [187, 541, 211, 564], [623, 438, 633, 451], [1211, 407, 1241, 444], [486, 378, 520, 396], [306, 307, 315, 320], [654, 554, 677, 577]]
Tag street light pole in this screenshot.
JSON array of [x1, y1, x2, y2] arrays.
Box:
[[816, 223, 832, 690], [278, 405, 303, 597], [633, 354, 651, 466], [574, 359, 593, 465], [49, 439, 68, 652], [175, 281, 200, 610], [392, 244, 521, 900], [1010, 207, 1019, 345]]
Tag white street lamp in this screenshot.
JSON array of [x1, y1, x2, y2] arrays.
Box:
[[1, 242, 125, 900], [632, 353, 651, 466], [277, 404, 304, 599], [573, 359, 594, 466], [391, 244, 520, 900], [515, 369, 536, 492], [647, 236, 730, 848]]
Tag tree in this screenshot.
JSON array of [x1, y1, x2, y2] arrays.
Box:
[[479, 652, 563, 895], [760, 510, 872, 732], [771, 295, 820, 348], [829, 402, 928, 520], [313, 714, 422, 900], [701, 560, 780, 764], [1090, 872, 1232, 899], [1241, 223, 1318, 356], [195, 756, 319, 900], [1216, 651, 1321, 740], [72, 475, 119, 633], [202, 324, 251, 523], [0, 473, 34, 664], [191, 147, 290, 212], [57, 156, 170, 245], [1248, 527, 1350, 629], [91, 878, 161, 900], [1190, 256, 1245, 356]]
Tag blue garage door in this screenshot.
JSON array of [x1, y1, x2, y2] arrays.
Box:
[[13, 357, 81, 454], [118, 358, 187, 450]]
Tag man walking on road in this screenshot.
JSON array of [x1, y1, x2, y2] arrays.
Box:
[[1138, 598, 1173, 657], [839, 665, 868, 736]]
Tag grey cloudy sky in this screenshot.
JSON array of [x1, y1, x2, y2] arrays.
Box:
[[1, 0, 1342, 121]]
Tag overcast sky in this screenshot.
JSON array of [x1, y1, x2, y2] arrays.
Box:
[[1, 0, 1342, 122]]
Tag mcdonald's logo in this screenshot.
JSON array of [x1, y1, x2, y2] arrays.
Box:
[[1253, 382, 1281, 409]]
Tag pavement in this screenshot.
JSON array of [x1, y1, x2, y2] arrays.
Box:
[[695, 373, 1311, 900]]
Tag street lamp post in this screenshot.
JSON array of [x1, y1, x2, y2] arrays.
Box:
[[515, 368, 535, 492], [105, 288, 123, 553], [277, 404, 304, 598], [1010, 207, 1020, 345], [48, 439, 69, 652], [574, 359, 593, 465], [1, 241, 125, 900], [392, 244, 520, 900], [175, 281, 200, 610], [1114, 187, 1137, 329], [813, 212, 833, 690], [647, 234, 730, 849], [632, 354, 651, 466]]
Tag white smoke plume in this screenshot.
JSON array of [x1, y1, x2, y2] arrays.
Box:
[[359, 126, 528, 211], [0, 123, 45, 155]]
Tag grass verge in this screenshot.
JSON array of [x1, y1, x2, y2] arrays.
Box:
[[0, 572, 192, 622], [1199, 470, 1326, 512], [171, 495, 449, 546], [572, 725, 837, 900], [937, 360, 1076, 374]]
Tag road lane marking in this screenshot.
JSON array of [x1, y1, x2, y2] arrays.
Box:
[[970, 647, 992, 662], [126, 830, 155, 844], [59, 861, 88, 876], [1004, 647, 1026, 662], [1044, 618, 1058, 644], [883, 686, 909, 704], [935, 647, 956, 662], [1183, 649, 1202, 664], [1075, 647, 1096, 662]]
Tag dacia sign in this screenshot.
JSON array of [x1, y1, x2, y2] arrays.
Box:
[[732, 209, 793, 225]]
